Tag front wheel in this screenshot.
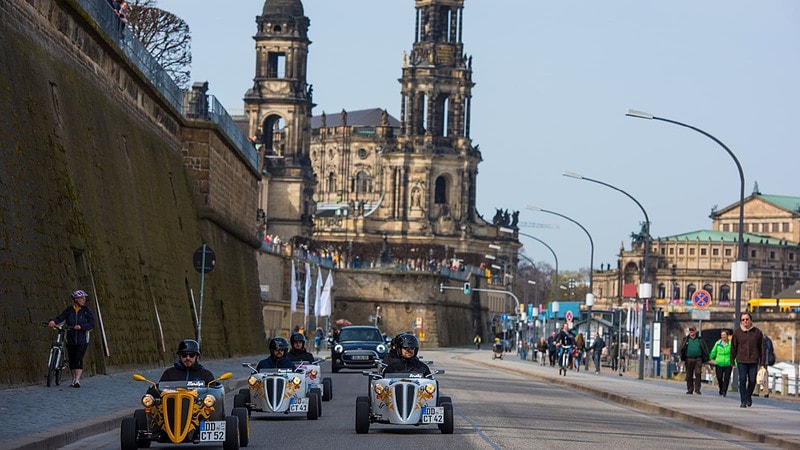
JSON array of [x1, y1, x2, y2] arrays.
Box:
[[232, 407, 249, 447], [355, 396, 370, 434], [120, 417, 138, 450], [223, 416, 239, 450], [307, 391, 320, 420], [438, 401, 454, 434], [133, 409, 150, 448], [46, 347, 60, 387]]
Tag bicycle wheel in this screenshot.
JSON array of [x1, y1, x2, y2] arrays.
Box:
[[46, 347, 59, 387], [54, 348, 65, 386]]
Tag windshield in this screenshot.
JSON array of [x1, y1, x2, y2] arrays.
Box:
[[339, 328, 382, 342]]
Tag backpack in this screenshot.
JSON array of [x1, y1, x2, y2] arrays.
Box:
[[764, 335, 776, 366]]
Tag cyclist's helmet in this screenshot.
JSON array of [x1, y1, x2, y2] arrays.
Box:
[[177, 339, 201, 355], [71, 289, 88, 299], [395, 333, 420, 358], [290, 332, 306, 346], [269, 336, 290, 356]]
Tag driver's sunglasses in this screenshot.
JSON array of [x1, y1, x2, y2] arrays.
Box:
[[401, 347, 414, 351], [179, 352, 198, 358]]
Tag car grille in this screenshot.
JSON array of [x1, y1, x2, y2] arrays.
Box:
[[161, 392, 195, 443], [393, 382, 418, 422], [266, 376, 286, 410]]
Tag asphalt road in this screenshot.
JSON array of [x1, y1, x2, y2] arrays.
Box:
[[60, 349, 781, 450]]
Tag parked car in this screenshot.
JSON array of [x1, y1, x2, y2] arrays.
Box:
[[330, 326, 389, 373]]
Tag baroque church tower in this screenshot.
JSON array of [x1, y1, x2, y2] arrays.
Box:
[[245, 0, 316, 240]]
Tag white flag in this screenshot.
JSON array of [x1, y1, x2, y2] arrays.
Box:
[[303, 263, 311, 317], [319, 271, 334, 317], [314, 266, 323, 317], [290, 260, 298, 312]]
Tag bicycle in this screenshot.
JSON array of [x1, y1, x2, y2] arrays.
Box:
[[44, 323, 69, 387], [558, 345, 573, 376]]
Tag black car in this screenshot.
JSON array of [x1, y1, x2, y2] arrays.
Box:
[[330, 326, 388, 372]]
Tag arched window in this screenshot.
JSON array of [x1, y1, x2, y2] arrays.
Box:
[[354, 171, 370, 194], [687, 284, 697, 300], [434, 176, 447, 204], [327, 172, 336, 193], [658, 283, 666, 299], [703, 284, 713, 298], [720, 285, 731, 302], [672, 283, 681, 300]]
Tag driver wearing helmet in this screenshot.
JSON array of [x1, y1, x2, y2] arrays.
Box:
[[256, 336, 296, 370], [159, 339, 215, 385], [380, 333, 431, 376], [287, 332, 315, 363]]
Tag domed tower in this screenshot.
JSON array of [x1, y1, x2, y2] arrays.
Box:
[[245, 0, 316, 240]]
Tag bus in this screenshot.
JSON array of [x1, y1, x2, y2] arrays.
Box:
[[748, 298, 800, 313]]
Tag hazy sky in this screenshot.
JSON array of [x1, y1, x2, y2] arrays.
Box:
[[158, 0, 800, 272]]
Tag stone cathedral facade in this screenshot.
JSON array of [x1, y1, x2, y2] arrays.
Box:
[[246, 0, 519, 267]]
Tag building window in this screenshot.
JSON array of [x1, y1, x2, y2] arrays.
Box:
[[751, 250, 757, 258], [658, 283, 666, 299], [720, 285, 730, 302], [703, 284, 713, 297], [732, 223, 739, 232], [725, 248, 732, 256], [722, 224, 730, 232], [772, 223, 779, 232], [689, 248, 695, 256], [762, 223, 769, 233], [687, 284, 696, 299], [672, 283, 681, 300], [790, 253, 795, 261], [679, 248, 685, 255], [783, 222, 790, 232], [669, 248, 674, 255], [267, 52, 286, 78], [769, 251, 775, 259], [700, 248, 707, 256], [434, 176, 447, 204], [712, 248, 719, 256], [660, 248, 665, 255]]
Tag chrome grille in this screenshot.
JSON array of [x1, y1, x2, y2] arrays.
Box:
[[393, 382, 417, 421], [266, 376, 286, 409]]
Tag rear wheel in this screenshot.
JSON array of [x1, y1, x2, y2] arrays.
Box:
[[438, 402, 454, 434], [223, 416, 239, 450], [120, 417, 138, 450], [133, 409, 150, 448], [355, 396, 370, 434], [307, 391, 320, 420], [322, 377, 333, 401], [232, 407, 249, 447]]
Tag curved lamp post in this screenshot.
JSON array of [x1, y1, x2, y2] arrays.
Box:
[[563, 171, 651, 380], [501, 226, 560, 312], [626, 109, 747, 329]]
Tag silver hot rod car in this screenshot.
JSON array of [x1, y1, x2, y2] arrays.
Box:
[[234, 362, 322, 420]]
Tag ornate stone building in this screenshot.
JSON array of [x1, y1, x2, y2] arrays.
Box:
[[248, 0, 520, 265], [593, 190, 800, 311]]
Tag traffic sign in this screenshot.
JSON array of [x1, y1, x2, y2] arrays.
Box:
[[565, 311, 574, 322], [691, 289, 711, 309], [193, 244, 216, 273]]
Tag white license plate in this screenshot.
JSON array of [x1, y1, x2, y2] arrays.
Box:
[[352, 355, 370, 360], [199, 421, 226, 441], [422, 406, 444, 424], [290, 398, 309, 412]]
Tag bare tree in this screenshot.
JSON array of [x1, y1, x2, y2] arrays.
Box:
[[127, 0, 191, 88]]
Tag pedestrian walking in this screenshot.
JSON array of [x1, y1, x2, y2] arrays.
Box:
[[679, 326, 709, 394], [731, 313, 764, 408], [589, 331, 606, 374], [709, 330, 732, 396], [574, 332, 585, 371], [48, 289, 96, 388]]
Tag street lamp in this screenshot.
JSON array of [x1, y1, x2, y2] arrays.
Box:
[[527, 205, 595, 335], [564, 171, 651, 380], [626, 109, 747, 329], [502, 227, 559, 305]]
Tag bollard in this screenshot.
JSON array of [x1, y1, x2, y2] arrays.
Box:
[[782, 374, 789, 396]]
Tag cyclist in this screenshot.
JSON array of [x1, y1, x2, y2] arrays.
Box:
[[256, 336, 296, 370], [555, 323, 576, 376], [48, 289, 95, 388], [287, 332, 315, 363], [380, 333, 431, 376], [159, 339, 215, 385]]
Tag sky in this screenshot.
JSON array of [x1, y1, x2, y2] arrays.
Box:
[[157, 0, 800, 272]]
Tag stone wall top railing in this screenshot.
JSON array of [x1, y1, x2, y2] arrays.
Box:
[[77, 0, 257, 170]]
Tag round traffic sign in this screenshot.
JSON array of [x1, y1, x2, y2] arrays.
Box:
[[565, 311, 574, 322], [193, 245, 216, 274], [691, 289, 711, 309]]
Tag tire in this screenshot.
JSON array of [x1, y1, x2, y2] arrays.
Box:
[[234, 393, 246, 409], [223, 416, 239, 450], [232, 407, 249, 447], [331, 362, 340, 373], [133, 409, 150, 448], [310, 388, 323, 417], [307, 391, 320, 420], [120, 417, 138, 450], [438, 395, 452, 406], [46, 347, 59, 387], [238, 388, 250, 399], [355, 396, 370, 434], [322, 378, 333, 401], [54, 349, 64, 386], [438, 402, 454, 434]]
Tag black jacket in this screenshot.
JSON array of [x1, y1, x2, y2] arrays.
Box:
[[159, 360, 215, 385], [51, 305, 95, 345], [679, 335, 710, 362], [380, 353, 431, 376], [288, 348, 315, 363]]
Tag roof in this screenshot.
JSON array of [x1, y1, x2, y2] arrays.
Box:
[[310, 108, 400, 129], [262, 0, 304, 17], [656, 229, 789, 246], [758, 194, 800, 214], [775, 281, 800, 300]]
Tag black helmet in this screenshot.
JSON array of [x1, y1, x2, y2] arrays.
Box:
[[290, 332, 306, 344], [177, 339, 201, 355], [394, 333, 419, 357], [269, 336, 290, 355]]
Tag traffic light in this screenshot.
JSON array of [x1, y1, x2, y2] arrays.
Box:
[[463, 282, 471, 294]]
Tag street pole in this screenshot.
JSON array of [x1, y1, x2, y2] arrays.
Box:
[[564, 171, 651, 380], [626, 109, 747, 330]]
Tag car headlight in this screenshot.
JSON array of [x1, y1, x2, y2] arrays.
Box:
[[374, 384, 384, 394], [334, 344, 343, 353], [425, 384, 436, 394], [291, 376, 301, 386], [141, 394, 155, 407], [248, 376, 257, 386], [377, 344, 386, 353], [203, 395, 215, 407]]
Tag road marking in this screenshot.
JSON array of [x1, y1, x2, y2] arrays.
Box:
[[454, 404, 501, 450]]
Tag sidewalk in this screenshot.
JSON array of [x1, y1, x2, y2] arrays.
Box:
[[2, 355, 264, 450], [458, 350, 800, 449]]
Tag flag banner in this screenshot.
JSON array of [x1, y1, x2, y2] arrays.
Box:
[[304, 262, 311, 317], [314, 266, 323, 317], [319, 270, 334, 316], [290, 260, 298, 312]]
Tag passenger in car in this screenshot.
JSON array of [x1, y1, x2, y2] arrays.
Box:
[[287, 332, 315, 363], [380, 333, 431, 376], [257, 336, 296, 370]]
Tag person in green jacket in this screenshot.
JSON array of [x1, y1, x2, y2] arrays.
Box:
[[709, 330, 732, 397]]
